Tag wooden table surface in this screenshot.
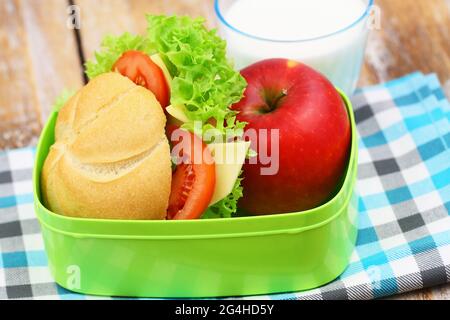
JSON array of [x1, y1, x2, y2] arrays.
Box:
[[1, 0, 449, 299]]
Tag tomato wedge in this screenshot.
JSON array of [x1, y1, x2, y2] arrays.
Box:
[[113, 50, 170, 108], [167, 130, 215, 220]]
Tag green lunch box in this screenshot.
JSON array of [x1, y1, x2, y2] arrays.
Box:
[[33, 90, 359, 298]]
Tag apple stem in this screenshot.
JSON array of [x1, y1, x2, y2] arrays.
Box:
[[273, 89, 288, 106], [261, 89, 288, 114]]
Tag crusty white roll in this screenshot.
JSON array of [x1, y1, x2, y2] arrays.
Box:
[[41, 72, 172, 220]]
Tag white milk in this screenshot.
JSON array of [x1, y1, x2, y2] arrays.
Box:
[[217, 0, 371, 94]]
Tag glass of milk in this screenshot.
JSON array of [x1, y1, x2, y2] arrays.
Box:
[[215, 0, 373, 95]]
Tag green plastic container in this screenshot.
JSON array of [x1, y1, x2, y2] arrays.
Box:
[[33, 90, 358, 298]]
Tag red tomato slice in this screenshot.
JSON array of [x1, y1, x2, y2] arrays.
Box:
[[113, 50, 170, 108], [167, 130, 216, 220]]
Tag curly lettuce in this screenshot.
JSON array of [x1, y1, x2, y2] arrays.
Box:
[[146, 15, 247, 141], [84, 15, 248, 219]]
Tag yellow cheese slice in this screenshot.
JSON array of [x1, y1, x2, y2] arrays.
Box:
[[150, 53, 172, 90], [150, 54, 190, 125], [208, 141, 250, 205], [166, 104, 190, 123]]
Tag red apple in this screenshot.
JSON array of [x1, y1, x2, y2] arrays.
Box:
[[232, 59, 351, 214]]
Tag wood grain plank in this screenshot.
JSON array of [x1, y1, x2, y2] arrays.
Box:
[[74, 0, 213, 62], [0, 0, 39, 149], [361, 0, 450, 90], [0, 0, 83, 149], [73, 0, 137, 61]]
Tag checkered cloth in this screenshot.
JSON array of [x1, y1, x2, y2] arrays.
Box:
[[1, 72, 450, 300]]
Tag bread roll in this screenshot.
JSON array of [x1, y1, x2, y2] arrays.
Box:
[[41, 72, 172, 220]]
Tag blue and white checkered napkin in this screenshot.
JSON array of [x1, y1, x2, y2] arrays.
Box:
[[1, 72, 450, 300]]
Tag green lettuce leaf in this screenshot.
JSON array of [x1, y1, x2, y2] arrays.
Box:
[[146, 15, 247, 141]]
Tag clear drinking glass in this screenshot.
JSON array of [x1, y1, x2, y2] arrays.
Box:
[[215, 0, 374, 95]]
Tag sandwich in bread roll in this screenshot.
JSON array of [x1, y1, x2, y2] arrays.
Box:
[[41, 72, 172, 220], [42, 15, 251, 220]]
